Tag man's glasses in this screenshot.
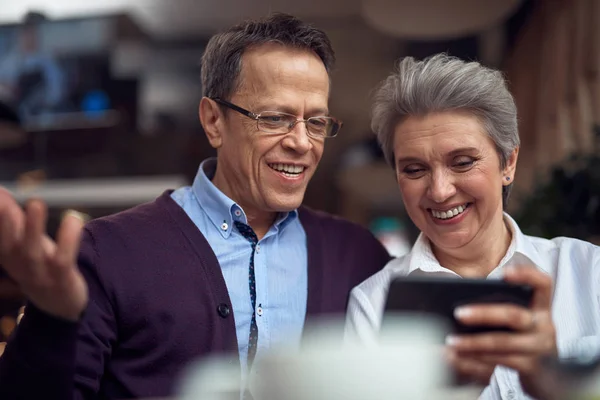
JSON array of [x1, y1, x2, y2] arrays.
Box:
[[212, 98, 342, 139]]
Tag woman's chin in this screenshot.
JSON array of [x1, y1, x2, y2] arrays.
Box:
[[428, 232, 474, 252]]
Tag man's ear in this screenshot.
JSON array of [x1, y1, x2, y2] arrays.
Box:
[[502, 146, 519, 185], [199, 97, 224, 149]]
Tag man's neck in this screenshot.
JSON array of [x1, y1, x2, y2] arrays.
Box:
[[432, 213, 512, 278], [210, 164, 276, 240], [245, 211, 278, 240]]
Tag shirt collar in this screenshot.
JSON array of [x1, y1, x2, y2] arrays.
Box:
[[406, 212, 547, 277], [503, 213, 547, 272], [192, 158, 298, 238]]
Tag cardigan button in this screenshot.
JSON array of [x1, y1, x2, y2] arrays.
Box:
[[217, 303, 231, 318]]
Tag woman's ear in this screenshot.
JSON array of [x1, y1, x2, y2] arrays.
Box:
[[502, 147, 519, 185]]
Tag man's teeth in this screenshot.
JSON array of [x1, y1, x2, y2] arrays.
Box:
[[269, 163, 304, 175], [431, 204, 468, 220]]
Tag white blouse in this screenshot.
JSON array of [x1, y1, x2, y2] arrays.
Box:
[[346, 213, 600, 400]]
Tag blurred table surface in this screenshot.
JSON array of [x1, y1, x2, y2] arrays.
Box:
[[0, 175, 188, 208], [139, 387, 488, 399]]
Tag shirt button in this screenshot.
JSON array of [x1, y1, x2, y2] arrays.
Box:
[[256, 306, 263, 316], [506, 389, 515, 400], [221, 222, 228, 231], [217, 303, 230, 318], [256, 244, 260, 253], [234, 210, 242, 217]]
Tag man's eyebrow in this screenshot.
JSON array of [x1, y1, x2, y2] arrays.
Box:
[[253, 104, 329, 117]]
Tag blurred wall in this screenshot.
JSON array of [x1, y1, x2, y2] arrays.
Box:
[[306, 17, 403, 212]]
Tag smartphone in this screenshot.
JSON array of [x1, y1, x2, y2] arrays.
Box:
[[383, 276, 534, 334]]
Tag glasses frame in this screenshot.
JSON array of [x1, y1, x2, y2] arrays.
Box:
[[211, 97, 342, 138]]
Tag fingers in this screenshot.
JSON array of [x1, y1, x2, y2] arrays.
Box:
[[449, 267, 557, 396], [0, 189, 24, 256], [455, 303, 535, 331], [446, 350, 496, 385], [41, 233, 57, 256], [23, 200, 47, 266], [0, 194, 83, 290], [504, 265, 553, 311], [0, 194, 89, 322], [468, 354, 538, 376], [53, 210, 85, 271], [448, 352, 546, 387], [0, 208, 16, 255], [446, 331, 555, 355]]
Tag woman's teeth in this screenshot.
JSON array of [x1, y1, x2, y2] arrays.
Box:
[[431, 204, 468, 220]]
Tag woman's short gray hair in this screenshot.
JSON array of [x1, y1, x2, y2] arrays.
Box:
[[371, 53, 520, 206]]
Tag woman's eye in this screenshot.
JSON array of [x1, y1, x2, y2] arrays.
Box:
[[454, 159, 475, 169], [402, 166, 426, 177]]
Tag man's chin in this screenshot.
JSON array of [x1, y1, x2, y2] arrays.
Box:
[[267, 197, 304, 214]]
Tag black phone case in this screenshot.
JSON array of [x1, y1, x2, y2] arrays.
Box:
[[383, 276, 534, 334]]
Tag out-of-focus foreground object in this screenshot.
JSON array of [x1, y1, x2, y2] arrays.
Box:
[[177, 316, 480, 400]]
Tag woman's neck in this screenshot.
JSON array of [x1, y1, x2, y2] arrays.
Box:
[[432, 215, 512, 278]]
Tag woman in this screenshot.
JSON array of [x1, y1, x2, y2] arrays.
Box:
[[346, 54, 600, 400]]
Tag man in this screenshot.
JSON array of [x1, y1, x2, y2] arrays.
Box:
[[0, 12, 66, 120], [0, 13, 390, 399]]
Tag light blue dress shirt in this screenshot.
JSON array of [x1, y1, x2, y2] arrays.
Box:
[[171, 158, 308, 378]]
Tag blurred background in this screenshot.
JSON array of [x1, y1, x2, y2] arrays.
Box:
[[0, 0, 599, 338]]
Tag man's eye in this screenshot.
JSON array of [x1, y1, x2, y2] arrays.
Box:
[[262, 116, 284, 123], [309, 118, 327, 127]]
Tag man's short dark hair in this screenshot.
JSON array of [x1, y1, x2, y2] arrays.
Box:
[[201, 13, 335, 99]]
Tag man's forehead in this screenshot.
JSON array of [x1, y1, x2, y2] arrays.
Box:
[[235, 53, 329, 96], [239, 45, 325, 75]]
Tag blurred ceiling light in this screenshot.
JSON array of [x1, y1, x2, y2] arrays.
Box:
[[361, 0, 524, 40]]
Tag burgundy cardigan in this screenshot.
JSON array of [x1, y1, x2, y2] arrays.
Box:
[[0, 191, 390, 399]]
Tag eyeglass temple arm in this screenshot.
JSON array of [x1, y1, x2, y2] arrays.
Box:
[[212, 98, 258, 119]]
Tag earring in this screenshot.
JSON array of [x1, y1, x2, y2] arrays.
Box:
[[505, 176, 511, 181]]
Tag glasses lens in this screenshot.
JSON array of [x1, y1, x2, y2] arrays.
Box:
[[307, 117, 336, 137], [257, 112, 296, 133], [257, 112, 340, 137]]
